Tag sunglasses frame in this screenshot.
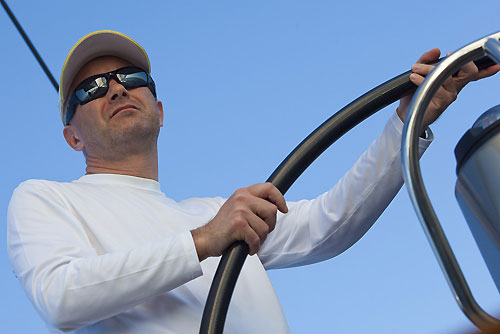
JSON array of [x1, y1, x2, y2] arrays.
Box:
[[65, 66, 157, 125]]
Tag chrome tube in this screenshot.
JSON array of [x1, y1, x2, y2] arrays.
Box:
[[402, 31, 500, 329], [485, 38, 500, 66]]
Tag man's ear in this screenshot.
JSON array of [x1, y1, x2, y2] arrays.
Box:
[[63, 125, 85, 151], [157, 100, 164, 127]]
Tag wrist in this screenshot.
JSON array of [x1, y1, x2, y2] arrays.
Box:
[[396, 107, 429, 138], [191, 227, 209, 262], [396, 106, 406, 123]]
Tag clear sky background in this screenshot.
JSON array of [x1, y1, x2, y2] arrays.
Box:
[[2, 1, 500, 333]]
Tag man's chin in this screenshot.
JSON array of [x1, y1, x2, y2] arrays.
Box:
[[107, 117, 159, 149]]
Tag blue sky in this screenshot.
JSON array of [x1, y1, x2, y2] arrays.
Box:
[[2, 1, 500, 333]]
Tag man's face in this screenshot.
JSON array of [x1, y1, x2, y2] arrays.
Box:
[[63, 56, 163, 160]]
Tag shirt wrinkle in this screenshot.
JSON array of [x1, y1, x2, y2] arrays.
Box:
[[7, 112, 431, 333]]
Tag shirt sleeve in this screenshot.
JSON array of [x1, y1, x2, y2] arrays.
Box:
[[258, 111, 433, 269], [7, 181, 203, 332]]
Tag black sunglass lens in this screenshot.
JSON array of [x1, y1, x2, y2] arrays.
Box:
[[118, 72, 149, 88], [76, 77, 108, 103]]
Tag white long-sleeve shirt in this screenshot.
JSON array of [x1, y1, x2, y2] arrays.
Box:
[[7, 112, 431, 333]]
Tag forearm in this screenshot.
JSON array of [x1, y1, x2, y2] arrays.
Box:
[[259, 112, 432, 269], [31, 233, 201, 331]]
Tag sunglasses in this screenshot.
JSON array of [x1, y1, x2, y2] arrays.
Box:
[[65, 66, 157, 125]]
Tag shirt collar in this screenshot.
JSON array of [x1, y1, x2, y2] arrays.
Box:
[[76, 173, 161, 192]]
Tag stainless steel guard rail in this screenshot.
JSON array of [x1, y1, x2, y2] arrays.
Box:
[[402, 31, 500, 329], [200, 40, 497, 333]]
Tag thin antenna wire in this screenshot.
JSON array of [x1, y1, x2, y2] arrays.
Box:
[[1, 0, 59, 91]]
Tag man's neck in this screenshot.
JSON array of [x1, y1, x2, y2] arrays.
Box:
[[84, 149, 159, 181]]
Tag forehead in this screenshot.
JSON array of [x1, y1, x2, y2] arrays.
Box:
[[71, 56, 132, 90]]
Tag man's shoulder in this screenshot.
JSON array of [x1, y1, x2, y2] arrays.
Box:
[[11, 178, 79, 204], [7, 180, 77, 221], [14, 178, 72, 193]]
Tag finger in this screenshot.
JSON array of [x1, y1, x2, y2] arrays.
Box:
[[453, 60, 479, 86], [242, 225, 261, 255], [409, 72, 425, 86], [250, 198, 278, 231], [411, 63, 436, 76], [448, 50, 478, 74], [459, 60, 478, 75], [475, 64, 500, 80], [451, 52, 498, 83], [248, 183, 288, 213], [415, 48, 441, 64], [449, 62, 499, 93], [410, 69, 459, 97], [245, 212, 271, 243], [411, 62, 465, 97]]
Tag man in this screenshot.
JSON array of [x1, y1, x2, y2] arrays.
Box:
[[7, 30, 499, 333]]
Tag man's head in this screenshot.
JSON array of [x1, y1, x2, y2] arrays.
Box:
[[59, 31, 163, 161]]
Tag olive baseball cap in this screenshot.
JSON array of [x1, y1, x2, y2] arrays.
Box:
[[58, 30, 151, 125]]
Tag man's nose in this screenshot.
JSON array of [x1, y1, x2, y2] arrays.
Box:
[[106, 77, 128, 102]]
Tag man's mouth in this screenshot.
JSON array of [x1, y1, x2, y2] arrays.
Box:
[[111, 104, 138, 118]]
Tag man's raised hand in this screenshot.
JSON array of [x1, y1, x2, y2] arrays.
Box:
[[397, 48, 500, 131]]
